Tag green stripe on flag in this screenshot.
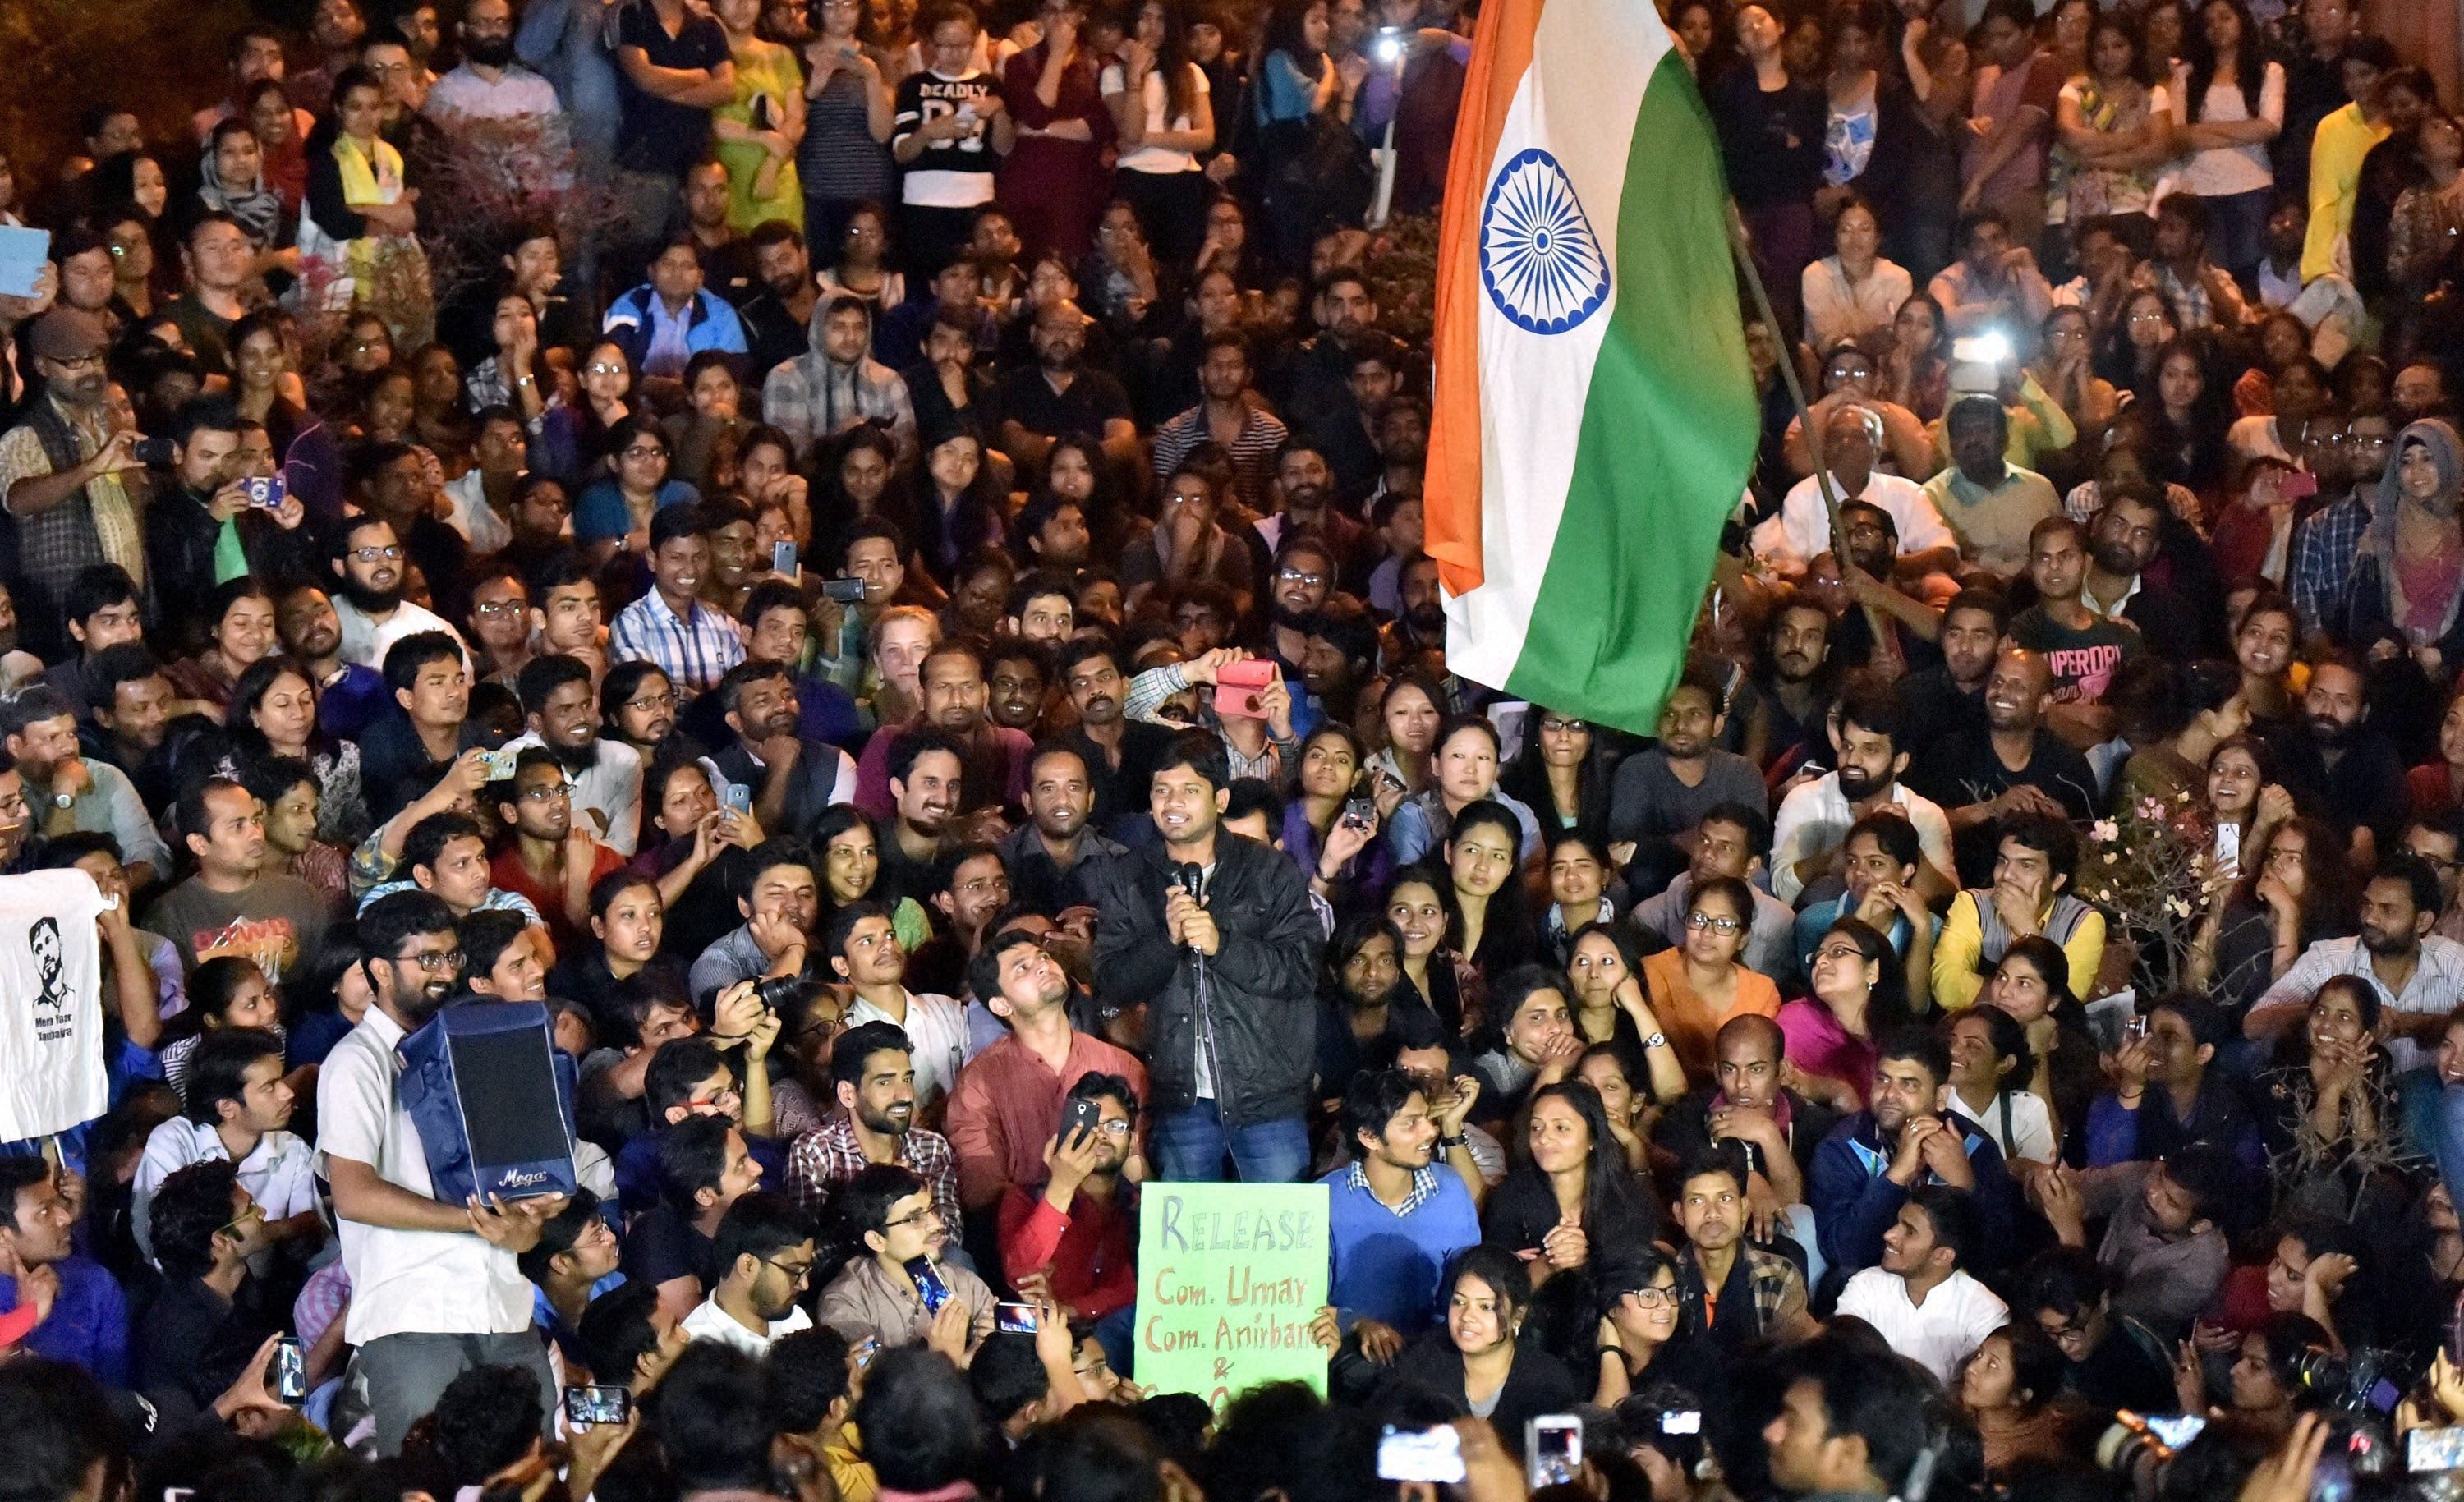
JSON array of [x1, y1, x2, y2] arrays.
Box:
[[1501, 48, 1758, 737]]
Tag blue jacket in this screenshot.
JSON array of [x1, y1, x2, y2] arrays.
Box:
[[1809, 1111, 2016, 1279], [600, 287, 748, 375]]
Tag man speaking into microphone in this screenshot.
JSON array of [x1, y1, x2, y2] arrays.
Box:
[[1091, 731, 1322, 1183]]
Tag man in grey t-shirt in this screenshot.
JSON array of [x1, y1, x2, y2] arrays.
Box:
[[147, 777, 335, 979]]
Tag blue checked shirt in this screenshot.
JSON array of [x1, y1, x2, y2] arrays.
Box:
[[610, 589, 746, 700], [2288, 493, 2370, 639]]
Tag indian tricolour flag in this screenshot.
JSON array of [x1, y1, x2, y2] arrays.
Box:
[[1427, 0, 1758, 736]]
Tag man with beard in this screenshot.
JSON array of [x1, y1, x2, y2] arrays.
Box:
[[687, 838, 825, 1006], [761, 295, 915, 465], [1152, 333, 1289, 512], [1920, 395, 2061, 580], [2274, 651, 2408, 861], [2247, 856, 2464, 1062], [914, 844, 1010, 1005], [1299, 599, 1379, 743], [852, 640, 1033, 823], [146, 774, 338, 977], [489, 750, 626, 951], [733, 223, 821, 387], [1000, 745, 1126, 913], [986, 639, 1052, 735], [1753, 405, 1960, 586], [1359, 396, 1430, 521], [682, 1192, 817, 1353], [322, 889, 568, 1454], [2289, 412, 2393, 641], [1012, 493, 1092, 573], [949, 927, 1146, 1211], [1611, 657, 1769, 881], [1771, 681, 1956, 906], [2008, 516, 2140, 751], [1892, 590, 2005, 762], [0, 684, 171, 891], [0, 309, 147, 659], [507, 654, 643, 855], [2079, 483, 2218, 661], [422, 0, 566, 159], [1752, 599, 1839, 781], [1908, 647, 2097, 885], [991, 301, 1137, 475], [1808, 503, 1946, 676], [278, 581, 394, 742], [141, 396, 314, 621], [1257, 533, 1337, 691], [1273, 270, 1407, 486], [1057, 639, 1176, 834], [878, 728, 965, 910], [1381, 553, 1446, 665], [1808, 1029, 2016, 1284], [784, 1021, 965, 1243], [1088, 730, 1322, 1183], [327, 514, 473, 673], [1256, 443, 1376, 595], [710, 658, 857, 841]]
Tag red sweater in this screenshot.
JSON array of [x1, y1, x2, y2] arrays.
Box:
[[997, 1183, 1135, 1321]]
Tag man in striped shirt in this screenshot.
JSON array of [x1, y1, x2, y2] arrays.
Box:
[[609, 502, 744, 703], [1150, 332, 1287, 511]]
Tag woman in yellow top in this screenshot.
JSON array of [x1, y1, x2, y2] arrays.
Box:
[[1639, 875, 1783, 1085], [713, 0, 807, 232]]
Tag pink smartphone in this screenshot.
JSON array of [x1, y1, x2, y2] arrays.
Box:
[[2279, 471, 2320, 502], [1213, 659, 1277, 720]]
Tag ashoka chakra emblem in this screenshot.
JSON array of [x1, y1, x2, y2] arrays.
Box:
[[1479, 148, 1610, 335]]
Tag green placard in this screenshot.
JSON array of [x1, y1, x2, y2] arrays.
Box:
[[1134, 1181, 1331, 1407]]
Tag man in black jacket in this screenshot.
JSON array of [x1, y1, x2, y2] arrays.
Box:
[[142, 396, 315, 632], [1088, 729, 1321, 1182]]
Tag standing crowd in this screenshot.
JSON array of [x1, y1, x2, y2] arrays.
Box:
[[3, 0, 2464, 1500]]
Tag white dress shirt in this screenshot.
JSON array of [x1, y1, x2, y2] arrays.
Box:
[[131, 1116, 319, 1262], [504, 732, 645, 856], [681, 1294, 813, 1354], [845, 990, 972, 1107], [1834, 1265, 2008, 1383], [1769, 774, 1955, 904], [1753, 471, 1956, 574], [315, 1005, 536, 1344], [333, 595, 472, 672]]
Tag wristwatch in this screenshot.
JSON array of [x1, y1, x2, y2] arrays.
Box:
[[1436, 1133, 1467, 1150], [51, 791, 75, 810], [1643, 1031, 1668, 1050]]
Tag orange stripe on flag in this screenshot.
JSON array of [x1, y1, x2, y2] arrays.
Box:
[[1423, 0, 1538, 599]]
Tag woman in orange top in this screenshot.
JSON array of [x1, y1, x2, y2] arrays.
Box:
[[1640, 875, 1784, 1085]]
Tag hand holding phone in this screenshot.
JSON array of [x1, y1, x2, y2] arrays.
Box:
[[563, 1385, 633, 1428], [1213, 659, 1277, 721], [1378, 1426, 1466, 1484], [1526, 1414, 1583, 1491]]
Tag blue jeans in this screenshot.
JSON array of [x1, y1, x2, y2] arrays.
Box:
[[1152, 1100, 1311, 1183]]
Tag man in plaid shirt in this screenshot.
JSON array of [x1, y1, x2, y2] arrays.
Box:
[[2289, 413, 2389, 639], [783, 1020, 963, 1242]]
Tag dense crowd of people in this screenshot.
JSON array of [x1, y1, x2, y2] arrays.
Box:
[[3, 0, 2464, 1499]]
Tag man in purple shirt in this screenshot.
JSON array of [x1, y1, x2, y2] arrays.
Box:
[[0, 1157, 130, 1386]]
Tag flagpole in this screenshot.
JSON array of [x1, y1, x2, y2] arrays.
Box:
[[1722, 202, 1901, 667]]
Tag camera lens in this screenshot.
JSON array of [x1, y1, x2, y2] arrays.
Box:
[[752, 975, 808, 1012]]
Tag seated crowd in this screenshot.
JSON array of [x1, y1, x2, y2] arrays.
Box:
[[3, 0, 2464, 1499]]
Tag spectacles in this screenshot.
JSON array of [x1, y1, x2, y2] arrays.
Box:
[[626, 691, 676, 714], [586, 361, 627, 376], [1625, 1286, 1677, 1307], [885, 1206, 940, 1230], [1812, 942, 1865, 962], [1685, 912, 1743, 935], [1277, 567, 1327, 587], [473, 599, 527, 616], [520, 783, 572, 803], [1078, 1118, 1133, 1137], [1539, 717, 1588, 734], [393, 947, 464, 971], [619, 445, 667, 462], [44, 352, 105, 371], [764, 1256, 817, 1283], [351, 544, 405, 563]]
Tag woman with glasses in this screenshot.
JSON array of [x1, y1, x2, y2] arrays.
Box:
[[1590, 1247, 1716, 1407], [226, 655, 370, 848], [798, 0, 895, 255], [1496, 709, 1609, 847], [575, 416, 702, 567], [2188, 815, 2357, 1019], [1777, 917, 1910, 1114], [536, 338, 637, 486], [1641, 875, 1780, 1087]]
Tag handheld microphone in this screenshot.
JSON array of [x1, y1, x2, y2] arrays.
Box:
[[1170, 863, 1206, 952]]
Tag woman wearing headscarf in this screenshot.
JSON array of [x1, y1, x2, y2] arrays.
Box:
[[2342, 420, 2464, 682]]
